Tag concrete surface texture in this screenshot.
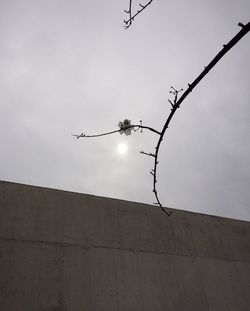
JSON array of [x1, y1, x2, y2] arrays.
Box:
[[0, 180, 249, 311]]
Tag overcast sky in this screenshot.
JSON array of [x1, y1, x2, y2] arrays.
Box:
[[0, 0, 249, 220]]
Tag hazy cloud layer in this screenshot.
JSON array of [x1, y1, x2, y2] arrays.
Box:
[[0, 0, 249, 220]]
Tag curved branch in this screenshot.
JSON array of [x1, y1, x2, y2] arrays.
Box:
[[72, 124, 161, 139], [152, 21, 250, 215], [134, 124, 161, 135]]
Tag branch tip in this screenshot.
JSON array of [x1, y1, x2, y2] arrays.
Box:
[[124, 0, 154, 29]]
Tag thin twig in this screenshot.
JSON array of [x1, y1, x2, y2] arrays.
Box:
[[140, 151, 156, 157], [124, 0, 154, 29], [72, 129, 120, 139], [124, 0, 133, 29]]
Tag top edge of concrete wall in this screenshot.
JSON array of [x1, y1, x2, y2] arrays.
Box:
[[0, 179, 249, 224]]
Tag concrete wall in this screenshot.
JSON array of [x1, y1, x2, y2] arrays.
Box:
[[0, 180, 249, 311]]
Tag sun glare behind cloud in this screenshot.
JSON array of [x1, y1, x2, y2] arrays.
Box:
[[117, 143, 128, 155]]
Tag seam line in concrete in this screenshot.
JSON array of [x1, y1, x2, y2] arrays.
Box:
[[1, 236, 249, 264]]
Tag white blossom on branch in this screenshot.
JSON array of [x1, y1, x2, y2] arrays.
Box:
[[118, 119, 134, 135]]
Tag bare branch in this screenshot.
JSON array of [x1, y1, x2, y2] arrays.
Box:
[[72, 124, 161, 140], [124, 0, 154, 29], [151, 21, 250, 215]]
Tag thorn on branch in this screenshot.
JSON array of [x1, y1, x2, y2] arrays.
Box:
[[238, 22, 245, 28], [150, 169, 155, 176]]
